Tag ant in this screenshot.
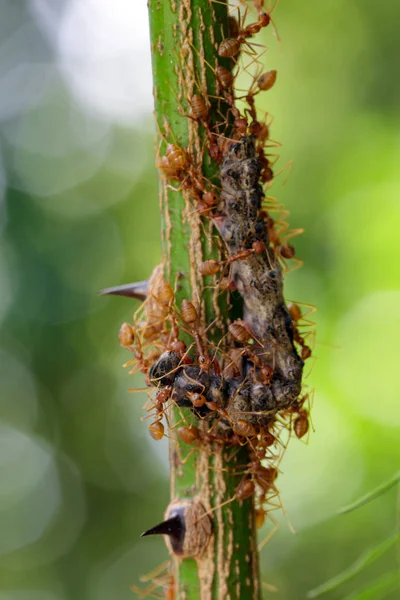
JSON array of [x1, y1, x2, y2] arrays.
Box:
[[285, 392, 312, 439], [218, 0, 278, 59]]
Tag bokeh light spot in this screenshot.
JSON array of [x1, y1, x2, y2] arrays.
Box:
[[333, 291, 400, 426], [0, 426, 61, 555], [0, 349, 38, 432]]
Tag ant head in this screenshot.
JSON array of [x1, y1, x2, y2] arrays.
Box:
[[198, 354, 212, 371]]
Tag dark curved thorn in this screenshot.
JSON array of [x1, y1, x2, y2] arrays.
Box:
[[141, 514, 183, 538], [141, 512, 186, 554], [99, 280, 149, 301]]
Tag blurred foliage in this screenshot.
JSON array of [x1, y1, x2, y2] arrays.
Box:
[[0, 1, 399, 599], [308, 532, 399, 598]]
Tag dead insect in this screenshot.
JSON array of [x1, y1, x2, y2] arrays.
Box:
[[149, 351, 181, 387]]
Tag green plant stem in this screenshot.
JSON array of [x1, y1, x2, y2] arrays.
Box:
[[147, 1, 261, 598]]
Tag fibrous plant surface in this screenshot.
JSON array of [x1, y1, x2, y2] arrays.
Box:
[[104, 1, 315, 598]]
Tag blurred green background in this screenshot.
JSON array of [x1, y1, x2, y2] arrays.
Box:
[[0, 1, 399, 599]]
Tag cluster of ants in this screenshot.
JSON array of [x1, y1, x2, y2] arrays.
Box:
[[104, 1, 314, 591], [115, 263, 313, 597]]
